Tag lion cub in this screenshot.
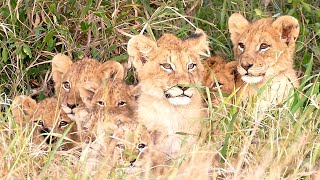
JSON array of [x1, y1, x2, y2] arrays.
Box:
[[52, 54, 124, 119], [127, 29, 209, 156], [12, 96, 78, 150], [105, 124, 167, 176], [228, 13, 300, 106], [74, 61, 136, 142], [203, 56, 238, 105]]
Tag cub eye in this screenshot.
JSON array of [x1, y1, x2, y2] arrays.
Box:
[[238, 43, 245, 52], [62, 81, 71, 91], [259, 43, 270, 51], [59, 121, 69, 128], [116, 144, 126, 150], [97, 101, 105, 107], [187, 63, 197, 71], [211, 82, 223, 89], [137, 143, 147, 151], [116, 101, 127, 107], [160, 63, 173, 72], [34, 120, 44, 127]]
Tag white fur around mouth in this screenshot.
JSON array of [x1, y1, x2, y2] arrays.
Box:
[[168, 96, 191, 105], [242, 75, 264, 84]]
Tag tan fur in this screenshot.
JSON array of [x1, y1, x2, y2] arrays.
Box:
[[203, 56, 238, 104], [106, 125, 168, 176], [76, 78, 137, 142], [228, 14, 300, 106], [51, 54, 124, 119], [12, 96, 78, 150], [127, 29, 209, 156]]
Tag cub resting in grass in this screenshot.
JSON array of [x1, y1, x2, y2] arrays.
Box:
[[127, 29, 209, 156], [12, 96, 78, 150], [228, 13, 300, 106], [75, 61, 135, 142], [51, 54, 123, 120], [202, 56, 238, 105]]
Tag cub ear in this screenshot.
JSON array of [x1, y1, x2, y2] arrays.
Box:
[[129, 84, 141, 101], [228, 13, 250, 44], [79, 81, 99, 108], [225, 61, 239, 76], [12, 95, 37, 124], [52, 53, 73, 90], [98, 60, 125, 81], [183, 29, 210, 57], [127, 35, 157, 71], [272, 16, 299, 46]]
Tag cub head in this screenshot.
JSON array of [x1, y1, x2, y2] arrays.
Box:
[[77, 63, 136, 141], [203, 56, 238, 97], [12, 96, 78, 150], [108, 125, 167, 175], [128, 29, 209, 106], [228, 13, 299, 84], [52, 54, 124, 119]]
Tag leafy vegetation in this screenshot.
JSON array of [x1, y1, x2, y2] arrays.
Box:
[[0, 0, 319, 179]]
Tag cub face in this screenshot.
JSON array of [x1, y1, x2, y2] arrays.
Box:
[[52, 54, 124, 119], [77, 64, 136, 141], [12, 96, 78, 150], [108, 125, 167, 175], [228, 13, 299, 84], [127, 29, 210, 106], [203, 56, 238, 98]]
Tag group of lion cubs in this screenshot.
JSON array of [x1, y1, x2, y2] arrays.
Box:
[[12, 13, 301, 175]]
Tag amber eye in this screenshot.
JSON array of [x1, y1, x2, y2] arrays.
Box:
[[238, 43, 245, 52], [187, 63, 197, 71], [160, 63, 173, 72], [116, 144, 126, 150], [59, 121, 69, 128], [62, 81, 71, 91], [97, 101, 105, 107], [117, 101, 127, 107], [34, 120, 44, 127], [137, 143, 147, 151], [259, 43, 270, 51]]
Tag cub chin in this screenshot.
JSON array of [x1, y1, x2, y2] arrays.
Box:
[[127, 29, 209, 156], [12, 96, 78, 150], [228, 13, 300, 106]]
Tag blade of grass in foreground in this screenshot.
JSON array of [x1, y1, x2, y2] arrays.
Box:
[[221, 110, 238, 162], [40, 122, 75, 177]]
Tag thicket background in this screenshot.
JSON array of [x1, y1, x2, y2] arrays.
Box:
[[0, 0, 319, 99]]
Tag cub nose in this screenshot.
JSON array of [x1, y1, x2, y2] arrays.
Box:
[[67, 103, 78, 109], [177, 86, 189, 91], [41, 128, 50, 134], [241, 63, 253, 71], [130, 159, 136, 165], [46, 136, 57, 144]]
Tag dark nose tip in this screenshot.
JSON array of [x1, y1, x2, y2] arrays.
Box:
[[67, 103, 77, 109], [46, 136, 56, 144], [130, 159, 136, 164], [178, 86, 189, 91], [241, 63, 253, 71], [41, 128, 50, 134]]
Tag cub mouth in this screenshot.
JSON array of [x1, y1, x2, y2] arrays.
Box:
[[241, 74, 265, 84], [164, 93, 192, 106], [165, 93, 192, 98]]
